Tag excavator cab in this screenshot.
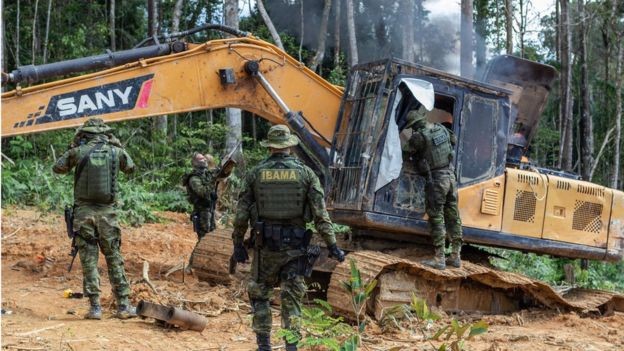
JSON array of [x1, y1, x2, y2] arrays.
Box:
[[328, 58, 511, 240]]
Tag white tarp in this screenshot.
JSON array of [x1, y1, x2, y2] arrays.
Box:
[[374, 79, 435, 192]]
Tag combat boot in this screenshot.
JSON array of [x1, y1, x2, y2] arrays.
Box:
[[256, 333, 271, 351], [284, 338, 298, 351], [446, 244, 462, 268], [422, 247, 446, 270], [84, 303, 102, 320], [115, 304, 137, 319]]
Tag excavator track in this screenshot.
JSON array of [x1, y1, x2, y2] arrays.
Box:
[[190, 229, 236, 285], [328, 251, 624, 320]]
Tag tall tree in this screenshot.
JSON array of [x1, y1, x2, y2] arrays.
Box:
[[32, 0, 40, 63], [16, 0, 20, 66], [110, 0, 116, 51], [308, 0, 332, 72], [345, 0, 358, 66], [578, 0, 593, 180], [505, 0, 513, 54], [148, 0, 167, 136], [516, 0, 528, 57], [401, 0, 415, 62], [558, 0, 573, 171], [611, 0, 623, 188], [224, 0, 242, 156], [460, 0, 474, 77], [148, 0, 157, 36], [333, 0, 342, 67], [257, 0, 284, 50], [172, 0, 184, 34], [298, 0, 304, 61], [42, 0, 52, 63], [474, 0, 489, 75], [170, 0, 184, 139]]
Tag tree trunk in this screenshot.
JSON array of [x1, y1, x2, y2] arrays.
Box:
[[504, 0, 513, 55], [333, 0, 341, 67], [298, 0, 304, 62], [147, 0, 167, 136], [401, 0, 415, 62], [42, 0, 52, 64], [612, 19, 623, 188], [109, 0, 116, 51], [308, 0, 332, 71], [2, 2, 6, 76], [32, 0, 40, 64], [558, 0, 573, 171], [224, 0, 242, 156], [172, 0, 184, 33], [345, 0, 358, 66], [16, 0, 20, 66], [474, 0, 488, 75], [555, 0, 560, 62], [460, 0, 474, 78], [170, 0, 184, 140], [257, 0, 284, 50], [518, 0, 526, 57], [578, 0, 593, 180], [147, 0, 157, 36]]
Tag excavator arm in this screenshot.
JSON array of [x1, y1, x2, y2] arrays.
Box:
[[1, 37, 343, 149]]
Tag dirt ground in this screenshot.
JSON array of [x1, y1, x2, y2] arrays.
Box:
[[2, 207, 623, 351]]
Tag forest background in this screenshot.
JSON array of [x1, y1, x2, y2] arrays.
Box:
[[1, 0, 623, 292]]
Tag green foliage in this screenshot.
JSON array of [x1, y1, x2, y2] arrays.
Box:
[[490, 249, 624, 292], [381, 295, 488, 351], [277, 299, 355, 351], [277, 260, 376, 351]]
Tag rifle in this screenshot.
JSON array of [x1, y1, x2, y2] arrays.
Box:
[[190, 212, 200, 236], [64, 205, 79, 272]]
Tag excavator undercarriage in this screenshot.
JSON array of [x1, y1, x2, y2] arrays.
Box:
[[191, 229, 624, 319]]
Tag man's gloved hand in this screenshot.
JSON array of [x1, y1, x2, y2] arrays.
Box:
[[233, 243, 249, 263], [327, 244, 345, 262]]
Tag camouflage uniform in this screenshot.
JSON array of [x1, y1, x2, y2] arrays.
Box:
[[185, 166, 219, 239], [231, 125, 344, 351], [407, 108, 463, 269], [53, 118, 135, 317]]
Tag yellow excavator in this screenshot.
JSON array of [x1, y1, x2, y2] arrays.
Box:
[[2, 26, 623, 317]]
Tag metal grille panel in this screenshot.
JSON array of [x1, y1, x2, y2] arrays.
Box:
[[513, 190, 536, 223], [330, 64, 388, 208], [481, 188, 500, 215], [572, 201, 603, 233]]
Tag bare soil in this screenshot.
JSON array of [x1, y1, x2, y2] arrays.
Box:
[[2, 207, 623, 351]]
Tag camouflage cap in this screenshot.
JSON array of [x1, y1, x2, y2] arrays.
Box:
[[76, 118, 113, 134], [259, 124, 299, 149], [404, 106, 428, 129]]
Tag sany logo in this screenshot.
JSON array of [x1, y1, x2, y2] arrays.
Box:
[[27, 74, 155, 127], [57, 87, 134, 117]]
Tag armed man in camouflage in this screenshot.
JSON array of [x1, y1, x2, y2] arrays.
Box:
[[184, 153, 219, 240], [406, 107, 463, 270], [53, 118, 136, 320], [231, 124, 346, 351]]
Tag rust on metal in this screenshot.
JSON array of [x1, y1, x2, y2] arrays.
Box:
[[167, 307, 208, 332], [327, 251, 624, 320]]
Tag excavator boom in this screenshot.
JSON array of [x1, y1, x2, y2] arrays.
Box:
[[1, 38, 342, 147]]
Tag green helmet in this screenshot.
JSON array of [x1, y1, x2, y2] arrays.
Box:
[[76, 118, 113, 134], [259, 124, 299, 149], [404, 106, 428, 129]]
